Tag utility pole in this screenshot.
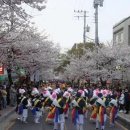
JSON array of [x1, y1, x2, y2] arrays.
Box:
[[93, 0, 104, 84], [74, 10, 89, 44], [93, 0, 104, 46], [83, 11, 87, 44], [95, 4, 99, 46]]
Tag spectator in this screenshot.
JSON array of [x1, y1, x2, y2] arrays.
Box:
[[124, 88, 130, 114], [10, 85, 17, 107], [0, 87, 2, 110], [6, 85, 10, 105], [1, 86, 7, 109], [128, 90, 130, 113], [119, 90, 125, 112]]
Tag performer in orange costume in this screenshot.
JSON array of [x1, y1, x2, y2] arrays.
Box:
[[90, 97, 98, 122], [109, 99, 118, 127], [96, 98, 106, 130]]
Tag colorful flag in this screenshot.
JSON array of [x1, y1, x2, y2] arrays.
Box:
[[0, 65, 4, 75]]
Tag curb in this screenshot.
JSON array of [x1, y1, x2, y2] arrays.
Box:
[[0, 109, 15, 122], [115, 120, 128, 130], [106, 111, 130, 130], [117, 115, 130, 124], [116, 115, 130, 130]]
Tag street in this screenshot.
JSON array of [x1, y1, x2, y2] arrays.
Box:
[[9, 111, 126, 130]]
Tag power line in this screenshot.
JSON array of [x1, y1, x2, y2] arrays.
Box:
[[74, 10, 89, 44]]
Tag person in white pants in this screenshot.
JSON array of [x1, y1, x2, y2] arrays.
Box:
[[71, 90, 86, 130], [22, 109, 28, 123], [63, 91, 71, 119], [76, 114, 84, 130], [53, 93, 66, 130], [54, 113, 65, 130], [35, 109, 42, 123], [95, 98, 106, 130], [33, 95, 43, 123], [20, 93, 29, 123]]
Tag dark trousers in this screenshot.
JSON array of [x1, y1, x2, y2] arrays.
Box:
[[0, 100, 2, 110], [119, 104, 124, 111], [125, 102, 130, 113]]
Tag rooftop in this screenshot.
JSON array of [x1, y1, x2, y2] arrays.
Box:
[[113, 16, 130, 28]]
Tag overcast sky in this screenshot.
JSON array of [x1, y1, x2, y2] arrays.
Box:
[[28, 0, 130, 51]]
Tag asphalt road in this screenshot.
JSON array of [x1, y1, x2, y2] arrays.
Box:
[[9, 110, 127, 130]]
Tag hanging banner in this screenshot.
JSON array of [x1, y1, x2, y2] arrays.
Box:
[[0, 65, 4, 75]]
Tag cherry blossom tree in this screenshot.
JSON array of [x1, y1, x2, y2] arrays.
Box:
[[0, 0, 47, 84], [0, 0, 47, 41], [1, 28, 60, 82], [63, 43, 130, 84]]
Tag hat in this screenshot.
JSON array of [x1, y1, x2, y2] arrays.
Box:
[[63, 91, 70, 99], [81, 91, 85, 97], [102, 90, 107, 96], [67, 87, 73, 93], [31, 88, 39, 95], [54, 88, 61, 94], [19, 89, 25, 94], [42, 90, 51, 97], [31, 90, 39, 95], [33, 87, 38, 91], [93, 89, 99, 97], [84, 89, 88, 94], [78, 90, 84, 96], [50, 92, 57, 101]]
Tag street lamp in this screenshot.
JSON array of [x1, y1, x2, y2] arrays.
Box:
[[93, 0, 104, 46]]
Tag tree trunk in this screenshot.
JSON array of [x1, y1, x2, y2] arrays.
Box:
[[100, 77, 106, 88], [6, 68, 13, 105], [7, 68, 13, 86]]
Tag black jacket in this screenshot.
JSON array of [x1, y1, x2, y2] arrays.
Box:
[[21, 97, 28, 109], [75, 97, 86, 114]]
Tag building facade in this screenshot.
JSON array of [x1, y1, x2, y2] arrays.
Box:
[[113, 16, 130, 83], [113, 16, 130, 45]]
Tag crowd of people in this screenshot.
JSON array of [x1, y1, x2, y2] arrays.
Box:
[[0, 80, 130, 130], [0, 83, 30, 116], [0, 86, 8, 111]]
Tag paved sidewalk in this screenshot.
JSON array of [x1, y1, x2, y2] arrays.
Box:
[[118, 112, 130, 124], [0, 106, 15, 122]]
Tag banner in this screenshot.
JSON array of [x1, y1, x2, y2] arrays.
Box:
[[0, 65, 4, 75]]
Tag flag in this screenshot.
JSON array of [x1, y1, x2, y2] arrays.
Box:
[[0, 65, 4, 75]]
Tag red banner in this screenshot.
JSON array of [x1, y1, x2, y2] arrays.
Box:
[[0, 65, 4, 75]]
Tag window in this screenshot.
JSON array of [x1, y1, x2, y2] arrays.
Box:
[[120, 32, 123, 43], [115, 31, 123, 44]]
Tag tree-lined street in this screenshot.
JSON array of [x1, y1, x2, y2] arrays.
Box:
[[0, 1, 130, 130]]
